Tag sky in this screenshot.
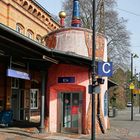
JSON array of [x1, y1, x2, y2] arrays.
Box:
[[117, 0, 140, 74], [37, 0, 140, 73], [37, 0, 63, 16]]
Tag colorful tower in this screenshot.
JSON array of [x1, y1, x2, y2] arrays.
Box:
[[71, 0, 81, 27]]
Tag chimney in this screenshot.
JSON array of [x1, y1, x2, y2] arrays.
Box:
[[59, 11, 66, 27], [71, 0, 81, 27]]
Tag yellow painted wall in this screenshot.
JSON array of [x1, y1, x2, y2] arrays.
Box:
[[0, 0, 60, 40]]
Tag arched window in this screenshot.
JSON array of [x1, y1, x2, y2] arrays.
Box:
[[16, 23, 24, 34], [27, 29, 34, 39], [36, 35, 42, 43]]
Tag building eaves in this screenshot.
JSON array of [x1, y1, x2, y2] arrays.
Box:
[[33, 0, 60, 26], [0, 23, 92, 67], [0, 23, 50, 54], [108, 79, 118, 88]]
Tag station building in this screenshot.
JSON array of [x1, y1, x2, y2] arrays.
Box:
[[0, 0, 60, 124], [44, 28, 109, 134], [0, 0, 111, 135]]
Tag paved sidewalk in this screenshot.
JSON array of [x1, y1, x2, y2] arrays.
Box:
[[0, 108, 140, 140], [96, 107, 140, 140]]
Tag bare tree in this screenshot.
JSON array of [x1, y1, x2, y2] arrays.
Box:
[[62, 0, 131, 70]]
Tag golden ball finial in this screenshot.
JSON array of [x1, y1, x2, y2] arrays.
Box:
[[59, 11, 66, 18]]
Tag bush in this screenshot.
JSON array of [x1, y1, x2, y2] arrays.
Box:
[[116, 99, 126, 109]]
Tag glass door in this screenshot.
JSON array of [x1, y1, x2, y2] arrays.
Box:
[[61, 92, 81, 133]]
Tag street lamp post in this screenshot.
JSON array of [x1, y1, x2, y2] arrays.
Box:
[[138, 72, 140, 113], [91, 0, 96, 140], [131, 53, 133, 121], [130, 53, 139, 121]]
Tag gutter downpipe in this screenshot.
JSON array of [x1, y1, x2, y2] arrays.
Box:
[[97, 94, 105, 133]]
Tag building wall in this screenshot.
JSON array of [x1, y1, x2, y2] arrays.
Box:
[[45, 28, 106, 60], [0, 0, 60, 41], [45, 29, 109, 133], [0, 64, 6, 111], [0, 1, 8, 25], [46, 64, 90, 133], [100, 36, 108, 129], [0, 0, 60, 114], [0, 61, 42, 113], [46, 63, 109, 134], [45, 28, 91, 57], [96, 34, 109, 130], [0, 0, 110, 134]]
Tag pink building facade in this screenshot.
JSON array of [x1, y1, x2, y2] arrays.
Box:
[[47, 64, 89, 133], [44, 27, 109, 134]]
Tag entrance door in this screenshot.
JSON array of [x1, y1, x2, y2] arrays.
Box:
[[11, 89, 25, 121], [61, 92, 82, 133], [11, 89, 20, 120]]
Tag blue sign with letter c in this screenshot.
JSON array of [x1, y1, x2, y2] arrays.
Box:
[[98, 62, 113, 77]]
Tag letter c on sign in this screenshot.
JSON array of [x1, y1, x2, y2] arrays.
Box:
[[102, 63, 111, 74]]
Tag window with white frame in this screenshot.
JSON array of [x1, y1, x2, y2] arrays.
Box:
[[30, 89, 38, 109]]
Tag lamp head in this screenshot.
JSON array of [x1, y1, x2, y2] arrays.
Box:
[[132, 54, 139, 58], [134, 54, 139, 58]]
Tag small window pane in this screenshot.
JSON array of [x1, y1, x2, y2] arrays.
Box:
[[36, 38, 41, 43], [27, 32, 32, 39], [12, 78, 19, 89], [16, 24, 24, 34], [16, 26, 21, 33], [36, 35, 42, 43], [72, 93, 79, 106], [30, 89, 38, 109]]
